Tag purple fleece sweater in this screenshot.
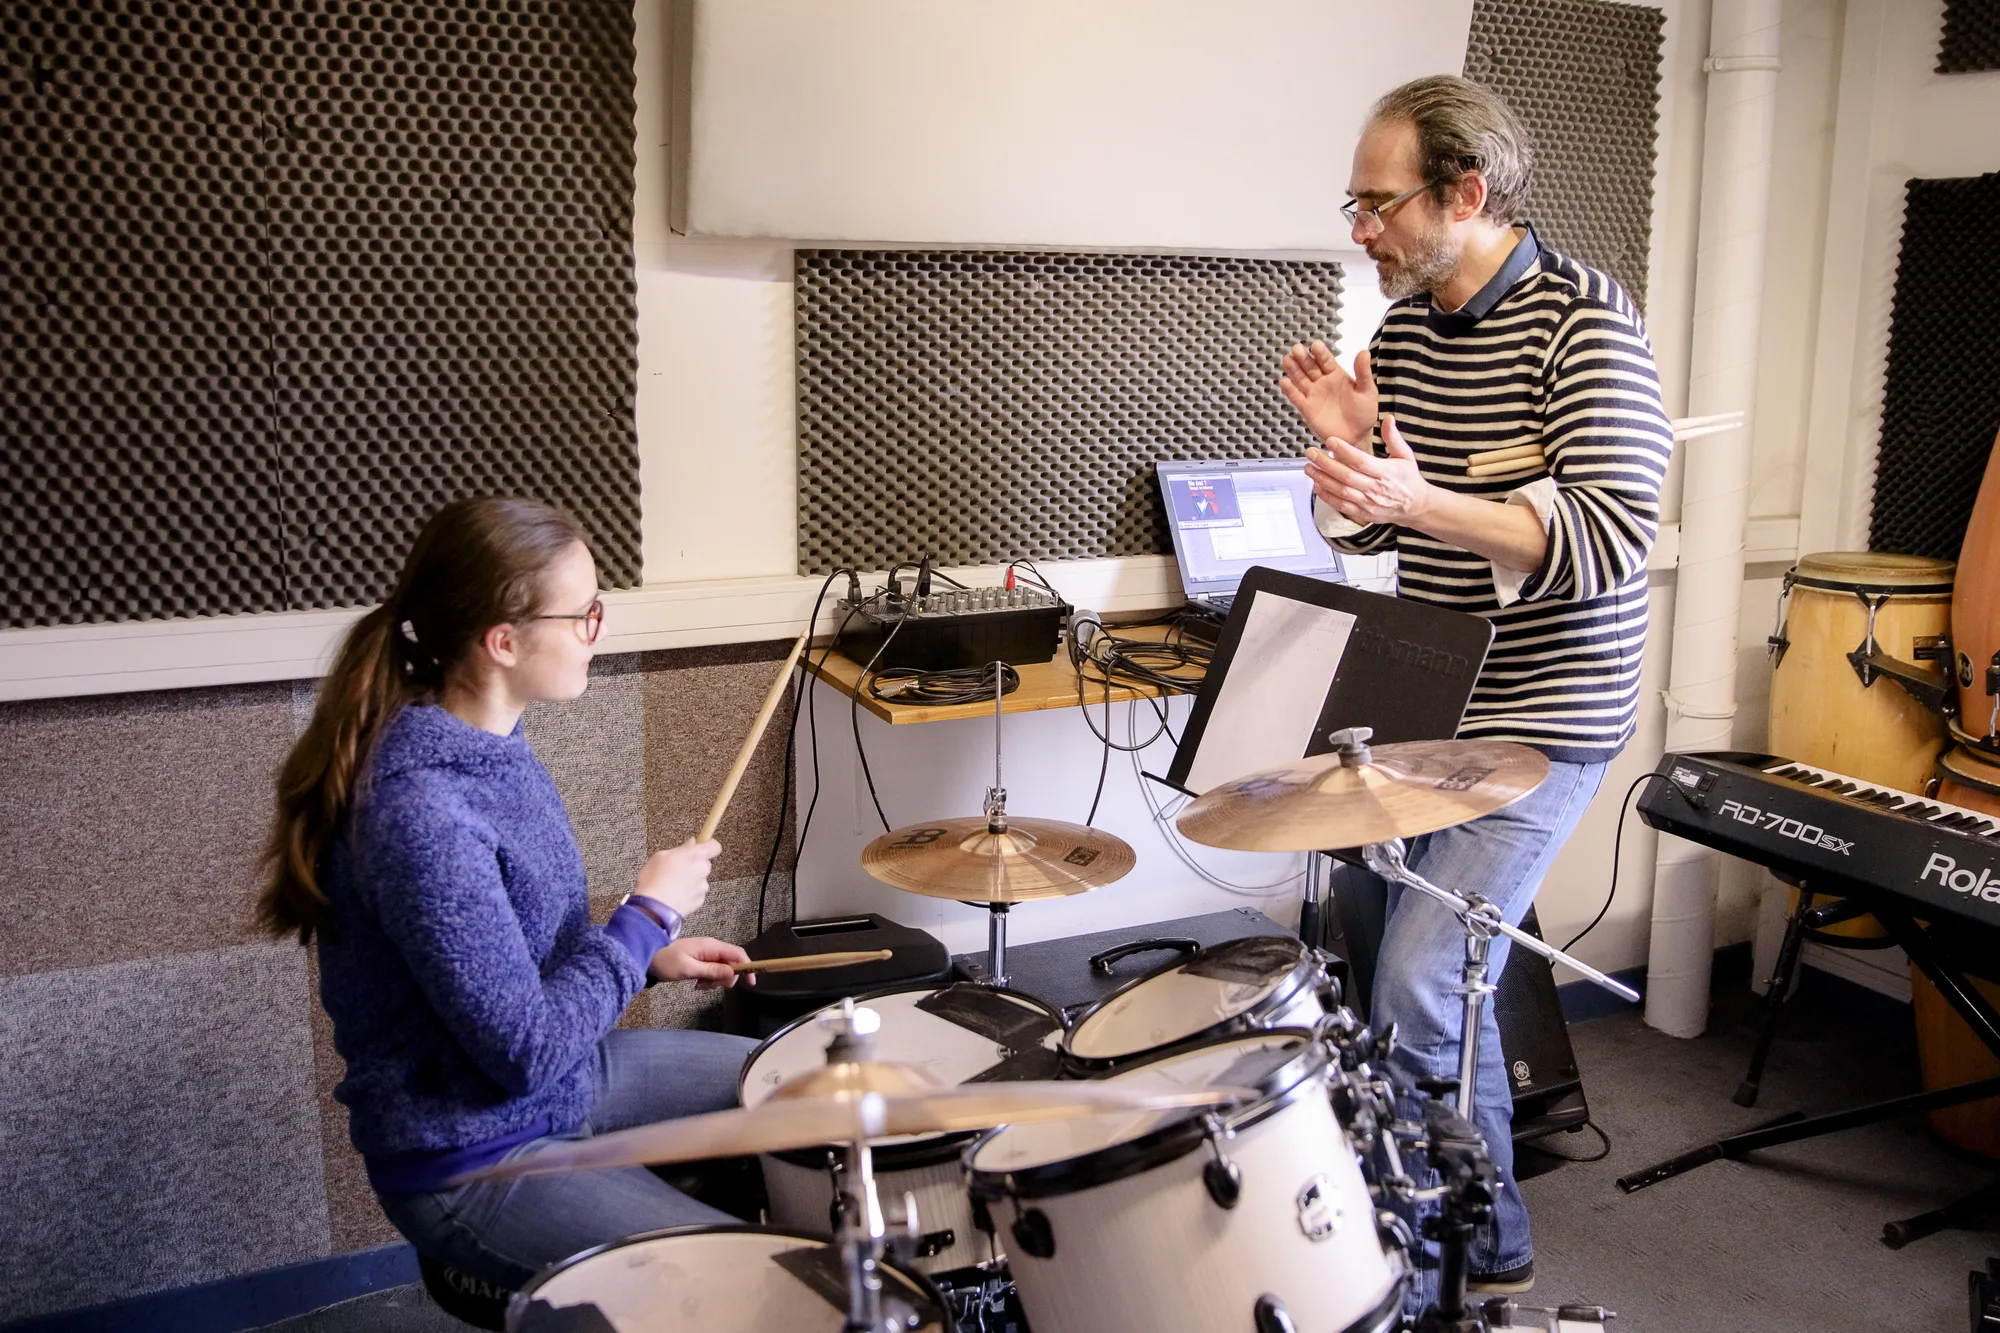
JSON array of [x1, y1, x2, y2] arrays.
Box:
[[316, 704, 668, 1184]]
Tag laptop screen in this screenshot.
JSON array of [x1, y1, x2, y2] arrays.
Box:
[[1157, 458, 1344, 593]]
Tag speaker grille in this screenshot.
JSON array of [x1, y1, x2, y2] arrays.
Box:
[[795, 250, 1341, 575], [1465, 0, 1665, 308], [1870, 173, 2000, 561]]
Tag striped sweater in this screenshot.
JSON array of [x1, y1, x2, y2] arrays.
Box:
[[1317, 229, 1672, 763]]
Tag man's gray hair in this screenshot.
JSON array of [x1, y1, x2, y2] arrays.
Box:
[[1369, 76, 1535, 227]]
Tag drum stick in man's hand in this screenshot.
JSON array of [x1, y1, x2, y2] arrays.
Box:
[[732, 949, 893, 974], [697, 628, 813, 843]]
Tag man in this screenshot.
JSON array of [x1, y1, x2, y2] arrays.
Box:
[[1279, 75, 1670, 1297]]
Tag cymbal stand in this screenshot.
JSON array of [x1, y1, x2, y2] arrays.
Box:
[[1360, 839, 1640, 1124], [978, 663, 1012, 985], [817, 1002, 921, 1333]]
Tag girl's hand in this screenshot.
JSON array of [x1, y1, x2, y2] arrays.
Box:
[[650, 936, 752, 988], [633, 838, 721, 917]]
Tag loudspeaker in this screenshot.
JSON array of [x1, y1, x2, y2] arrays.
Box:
[[1327, 865, 1590, 1143]]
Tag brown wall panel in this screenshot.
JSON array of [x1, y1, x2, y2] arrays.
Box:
[[0, 684, 291, 977]]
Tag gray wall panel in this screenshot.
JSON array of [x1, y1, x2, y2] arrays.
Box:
[[0, 945, 328, 1318]]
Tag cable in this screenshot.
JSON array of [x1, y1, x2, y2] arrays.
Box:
[[1127, 701, 1306, 896], [845, 596, 909, 833], [868, 661, 1021, 707], [1085, 672, 1113, 825], [1560, 771, 1669, 954], [756, 570, 853, 935], [1521, 1121, 1612, 1163]]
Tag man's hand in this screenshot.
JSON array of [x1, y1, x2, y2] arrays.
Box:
[[650, 936, 752, 989], [1279, 342, 1379, 446], [1305, 414, 1434, 527]]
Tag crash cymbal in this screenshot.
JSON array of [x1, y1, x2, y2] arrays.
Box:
[[461, 1077, 1245, 1183], [861, 816, 1135, 903], [1175, 735, 1549, 852]]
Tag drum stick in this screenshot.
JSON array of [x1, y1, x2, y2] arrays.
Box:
[[1465, 442, 1543, 468], [732, 949, 893, 974], [1467, 451, 1547, 478], [697, 628, 811, 842]]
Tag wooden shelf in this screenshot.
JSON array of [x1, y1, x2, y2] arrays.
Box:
[[803, 622, 1195, 725]]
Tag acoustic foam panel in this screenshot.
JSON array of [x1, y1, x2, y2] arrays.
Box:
[[795, 251, 1341, 574], [1464, 0, 1664, 308], [1939, 0, 2000, 73], [1, 1, 641, 629], [1869, 173, 2000, 561], [266, 0, 642, 605], [0, 945, 328, 1319], [2, 3, 287, 627]]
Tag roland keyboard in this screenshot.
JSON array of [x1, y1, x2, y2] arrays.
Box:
[[1637, 751, 2000, 926]]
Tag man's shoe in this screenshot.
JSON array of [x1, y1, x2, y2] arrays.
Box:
[[1466, 1261, 1534, 1295]]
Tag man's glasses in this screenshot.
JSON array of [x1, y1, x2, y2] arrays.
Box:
[[1340, 180, 1439, 231], [533, 596, 605, 645]]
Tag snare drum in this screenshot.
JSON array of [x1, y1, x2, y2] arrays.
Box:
[[1060, 935, 1331, 1073], [509, 1224, 952, 1332], [739, 982, 1064, 1273], [969, 1030, 1403, 1333]]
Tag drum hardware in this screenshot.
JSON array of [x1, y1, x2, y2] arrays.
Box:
[[1200, 1112, 1243, 1208], [1842, 590, 1953, 713], [1412, 1098, 1498, 1333], [1357, 839, 1639, 1126]]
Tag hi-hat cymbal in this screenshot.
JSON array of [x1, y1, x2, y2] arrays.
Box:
[[861, 816, 1135, 902], [461, 1075, 1242, 1183], [1175, 737, 1550, 852]]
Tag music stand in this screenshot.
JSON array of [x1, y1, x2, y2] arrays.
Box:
[[1155, 564, 1495, 797]]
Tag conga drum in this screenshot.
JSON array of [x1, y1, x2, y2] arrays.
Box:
[[1767, 552, 1955, 936]]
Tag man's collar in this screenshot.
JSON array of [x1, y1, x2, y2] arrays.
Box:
[[1425, 224, 1539, 333]]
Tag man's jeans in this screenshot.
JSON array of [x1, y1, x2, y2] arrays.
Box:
[[378, 1027, 759, 1290], [1349, 758, 1606, 1307]]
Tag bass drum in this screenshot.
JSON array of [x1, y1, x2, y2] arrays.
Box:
[[1917, 744, 2000, 1159], [1060, 935, 1332, 1074], [1767, 551, 1954, 936], [739, 982, 1063, 1273], [970, 1030, 1403, 1333], [509, 1224, 953, 1332]]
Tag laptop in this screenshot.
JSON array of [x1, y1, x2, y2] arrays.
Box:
[[1156, 457, 1346, 621]]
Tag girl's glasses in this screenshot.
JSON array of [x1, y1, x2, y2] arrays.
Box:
[[533, 596, 605, 645]]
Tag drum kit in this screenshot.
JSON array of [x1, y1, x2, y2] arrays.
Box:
[[478, 658, 1641, 1333]]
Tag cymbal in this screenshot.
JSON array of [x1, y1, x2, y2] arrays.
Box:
[[1175, 738, 1550, 852], [861, 816, 1136, 902], [461, 1076, 1244, 1183]]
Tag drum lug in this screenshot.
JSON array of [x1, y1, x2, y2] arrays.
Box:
[[1201, 1113, 1243, 1209], [1376, 1209, 1416, 1255], [912, 1228, 956, 1259], [1253, 1293, 1298, 1333], [1010, 1207, 1056, 1259], [969, 1193, 996, 1236]]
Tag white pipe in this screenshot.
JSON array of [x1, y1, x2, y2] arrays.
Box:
[[1644, 0, 1782, 1038]]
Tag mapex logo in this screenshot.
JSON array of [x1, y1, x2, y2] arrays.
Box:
[[1715, 800, 1854, 855], [1922, 854, 2000, 902]]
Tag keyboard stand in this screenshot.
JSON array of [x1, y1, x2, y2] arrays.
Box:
[[1618, 896, 2000, 1248]]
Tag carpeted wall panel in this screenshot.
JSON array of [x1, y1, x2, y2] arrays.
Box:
[[0, 683, 292, 977], [794, 251, 1342, 574], [1, 0, 642, 629], [1465, 0, 1665, 308], [1939, 0, 2000, 73], [1869, 172, 2000, 561], [0, 945, 328, 1319]]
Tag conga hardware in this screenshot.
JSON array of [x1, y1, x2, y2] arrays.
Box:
[[1767, 565, 1957, 717]]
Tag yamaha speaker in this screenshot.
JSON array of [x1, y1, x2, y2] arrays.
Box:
[[1326, 866, 1591, 1142]]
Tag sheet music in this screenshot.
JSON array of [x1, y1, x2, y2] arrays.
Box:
[[1183, 594, 1355, 795]]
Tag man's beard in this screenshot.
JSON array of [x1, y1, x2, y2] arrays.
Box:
[[1371, 217, 1459, 300]]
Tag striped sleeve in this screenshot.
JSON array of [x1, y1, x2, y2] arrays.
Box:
[[1501, 295, 1672, 606]]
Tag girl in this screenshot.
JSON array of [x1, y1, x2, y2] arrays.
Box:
[[259, 496, 759, 1288]]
